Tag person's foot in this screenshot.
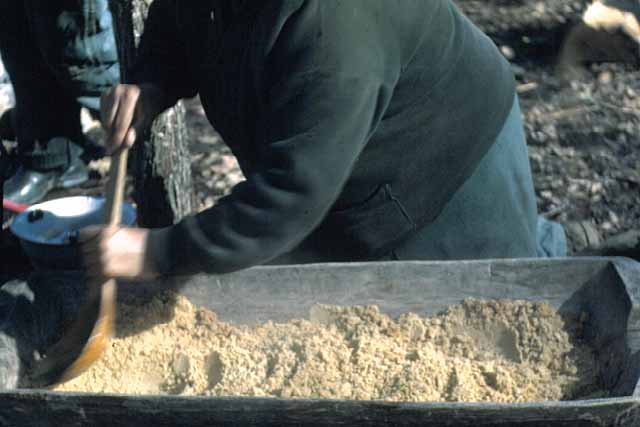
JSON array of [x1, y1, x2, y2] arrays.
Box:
[[577, 229, 640, 261], [3, 155, 88, 205]]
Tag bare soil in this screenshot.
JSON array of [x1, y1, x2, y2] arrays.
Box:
[[458, 0, 640, 253]]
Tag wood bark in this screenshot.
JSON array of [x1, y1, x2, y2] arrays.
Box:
[[108, 0, 195, 227], [3, 258, 640, 424], [2, 390, 640, 426]]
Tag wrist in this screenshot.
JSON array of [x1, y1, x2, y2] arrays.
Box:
[[146, 226, 173, 275], [140, 82, 174, 114]]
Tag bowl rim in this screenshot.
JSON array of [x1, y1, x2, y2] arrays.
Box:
[[9, 196, 137, 246]]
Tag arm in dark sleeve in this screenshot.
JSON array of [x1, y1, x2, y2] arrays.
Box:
[[164, 2, 397, 275], [129, 0, 197, 105]]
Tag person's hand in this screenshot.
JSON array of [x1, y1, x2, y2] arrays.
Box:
[[79, 225, 171, 280], [100, 83, 169, 155]]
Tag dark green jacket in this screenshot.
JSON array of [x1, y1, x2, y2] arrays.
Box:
[[133, 0, 516, 274]]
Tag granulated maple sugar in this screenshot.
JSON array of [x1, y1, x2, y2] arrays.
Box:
[[55, 293, 602, 402]]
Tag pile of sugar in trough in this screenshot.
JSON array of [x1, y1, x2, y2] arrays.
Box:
[[55, 293, 602, 402]]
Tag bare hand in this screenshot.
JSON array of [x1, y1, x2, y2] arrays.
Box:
[[79, 225, 171, 280], [100, 83, 169, 155]]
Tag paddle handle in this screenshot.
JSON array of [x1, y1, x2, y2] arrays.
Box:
[[59, 149, 129, 380], [29, 149, 129, 388], [103, 149, 129, 226]]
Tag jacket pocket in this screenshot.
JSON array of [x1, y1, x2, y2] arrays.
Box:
[[320, 184, 416, 259]]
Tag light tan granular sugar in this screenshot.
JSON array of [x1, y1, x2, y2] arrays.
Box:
[[54, 293, 602, 402]]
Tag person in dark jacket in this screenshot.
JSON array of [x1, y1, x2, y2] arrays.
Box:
[[81, 0, 566, 279], [0, 0, 119, 205]]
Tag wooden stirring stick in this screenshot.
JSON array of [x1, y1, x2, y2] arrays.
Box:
[[29, 149, 129, 388]]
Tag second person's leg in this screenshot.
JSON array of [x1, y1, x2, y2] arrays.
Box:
[[0, 0, 88, 204]]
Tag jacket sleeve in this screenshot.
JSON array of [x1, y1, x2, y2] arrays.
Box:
[[129, 0, 197, 104], [164, 1, 398, 275]]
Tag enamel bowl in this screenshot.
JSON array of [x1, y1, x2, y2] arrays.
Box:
[[10, 196, 137, 270]]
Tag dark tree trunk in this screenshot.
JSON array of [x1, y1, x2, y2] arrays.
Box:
[[108, 0, 195, 228]]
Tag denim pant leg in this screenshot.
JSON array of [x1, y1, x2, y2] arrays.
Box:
[[28, 0, 120, 113], [0, 1, 82, 169], [392, 95, 567, 260], [0, 1, 119, 169]]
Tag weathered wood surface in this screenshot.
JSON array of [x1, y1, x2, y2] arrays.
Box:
[[3, 258, 640, 425], [154, 258, 629, 326], [0, 391, 639, 427], [122, 257, 640, 397], [129, 259, 640, 343], [108, 0, 195, 227]]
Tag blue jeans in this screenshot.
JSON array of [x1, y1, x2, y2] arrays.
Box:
[[390, 94, 566, 260], [0, 0, 119, 168]]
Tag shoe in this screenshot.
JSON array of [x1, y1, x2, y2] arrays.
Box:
[[3, 155, 89, 205], [564, 220, 601, 255], [577, 229, 640, 261]]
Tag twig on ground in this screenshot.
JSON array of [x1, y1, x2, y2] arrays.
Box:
[[542, 203, 569, 219], [517, 82, 539, 93], [598, 100, 640, 115], [545, 105, 599, 121]]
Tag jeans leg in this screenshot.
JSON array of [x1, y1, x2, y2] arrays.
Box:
[[0, 1, 82, 169], [28, 0, 120, 113], [393, 95, 566, 260]]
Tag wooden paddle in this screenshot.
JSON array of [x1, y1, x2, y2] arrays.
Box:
[[29, 149, 128, 388]]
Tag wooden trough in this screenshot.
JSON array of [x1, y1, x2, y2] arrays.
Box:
[[1, 257, 640, 426]]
